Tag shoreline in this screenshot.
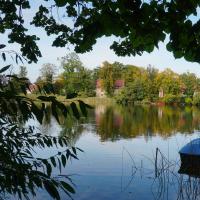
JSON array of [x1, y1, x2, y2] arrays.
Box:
[[25, 94, 197, 107]]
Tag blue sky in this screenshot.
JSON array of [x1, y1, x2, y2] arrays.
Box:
[[0, 2, 200, 82]]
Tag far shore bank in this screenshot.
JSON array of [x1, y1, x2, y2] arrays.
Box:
[[26, 94, 114, 106], [26, 94, 198, 107]]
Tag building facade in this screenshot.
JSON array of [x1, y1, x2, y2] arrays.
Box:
[[96, 79, 125, 97]]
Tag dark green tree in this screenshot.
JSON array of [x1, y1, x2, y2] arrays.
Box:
[[112, 62, 125, 80], [1, 0, 199, 63], [146, 65, 159, 101], [99, 61, 115, 96], [116, 79, 147, 104], [60, 52, 95, 97], [156, 68, 182, 95], [180, 72, 198, 97]]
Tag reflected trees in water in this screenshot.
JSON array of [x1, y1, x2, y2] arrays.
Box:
[[36, 103, 200, 200], [93, 105, 200, 141]]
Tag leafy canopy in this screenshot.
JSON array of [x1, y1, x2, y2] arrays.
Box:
[[0, 0, 199, 63], [60, 53, 95, 97]]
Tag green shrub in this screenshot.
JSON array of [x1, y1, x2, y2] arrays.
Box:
[[141, 99, 151, 104], [115, 82, 147, 104], [161, 94, 192, 105], [78, 90, 96, 97], [115, 87, 135, 105], [185, 97, 193, 105], [162, 94, 179, 104], [179, 95, 186, 104], [115, 89, 129, 104]]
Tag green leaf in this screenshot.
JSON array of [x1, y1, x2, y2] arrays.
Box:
[[66, 149, 70, 159], [31, 102, 43, 124], [61, 181, 75, 194], [2, 53, 6, 61], [61, 154, 66, 167], [78, 100, 87, 116], [52, 103, 60, 123], [43, 180, 60, 200], [46, 162, 52, 177], [72, 147, 77, 155], [37, 95, 56, 102], [58, 138, 63, 147], [76, 147, 84, 152], [70, 102, 80, 119], [50, 156, 56, 167], [57, 157, 62, 173], [70, 153, 78, 160], [166, 43, 173, 52], [0, 65, 11, 73], [174, 50, 183, 58], [55, 0, 67, 7], [53, 137, 57, 146], [56, 102, 68, 117], [0, 44, 6, 49], [42, 159, 52, 177]]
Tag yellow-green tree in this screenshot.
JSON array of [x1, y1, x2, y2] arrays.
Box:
[[156, 68, 182, 95], [99, 61, 115, 96]]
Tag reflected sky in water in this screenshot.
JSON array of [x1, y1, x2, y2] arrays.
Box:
[[34, 105, 200, 200]]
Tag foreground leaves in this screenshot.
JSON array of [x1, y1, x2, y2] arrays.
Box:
[[0, 65, 92, 199], [1, 1, 200, 63], [0, 120, 82, 199]]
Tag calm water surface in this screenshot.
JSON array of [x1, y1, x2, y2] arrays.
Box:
[[36, 105, 200, 200]]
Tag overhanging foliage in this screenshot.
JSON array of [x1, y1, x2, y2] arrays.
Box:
[[0, 0, 199, 63], [0, 61, 92, 199]]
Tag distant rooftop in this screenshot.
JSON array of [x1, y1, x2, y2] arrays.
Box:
[[96, 79, 124, 89]]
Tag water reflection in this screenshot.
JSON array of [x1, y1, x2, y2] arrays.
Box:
[[59, 105, 200, 142], [40, 105, 200, 200], [153, 147, 200, 200]]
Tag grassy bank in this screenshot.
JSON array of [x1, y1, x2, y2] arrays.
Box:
[[26, 94, 199, 107], [79, 97, 114, 106], [26, 94, 114, 106]]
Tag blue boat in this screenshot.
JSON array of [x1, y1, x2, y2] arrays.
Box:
[[179, 138, 200, 177]]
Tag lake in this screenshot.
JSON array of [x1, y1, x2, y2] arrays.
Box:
[[33, 105, 200, 199]]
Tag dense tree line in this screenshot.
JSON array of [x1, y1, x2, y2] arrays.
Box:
[[35, 53, 96, 98], [107, 64, 200, 105], [95, 105, 200, 141], [34, 53, 200, 105], [98, 62, 200, 105]]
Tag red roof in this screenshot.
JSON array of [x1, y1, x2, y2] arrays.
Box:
[[114, 80, 124, 88], [96, 79, 124, 89], [28, 83, 38, 92], [96, 79, 102, 88]]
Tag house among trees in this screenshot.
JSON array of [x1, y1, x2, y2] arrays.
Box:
[[96, 79, 105, 97], [96, 79, 125, 97], [26, 83, 38, 94], [159, 85, 187, 99], [159, 88, 164, 98]]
